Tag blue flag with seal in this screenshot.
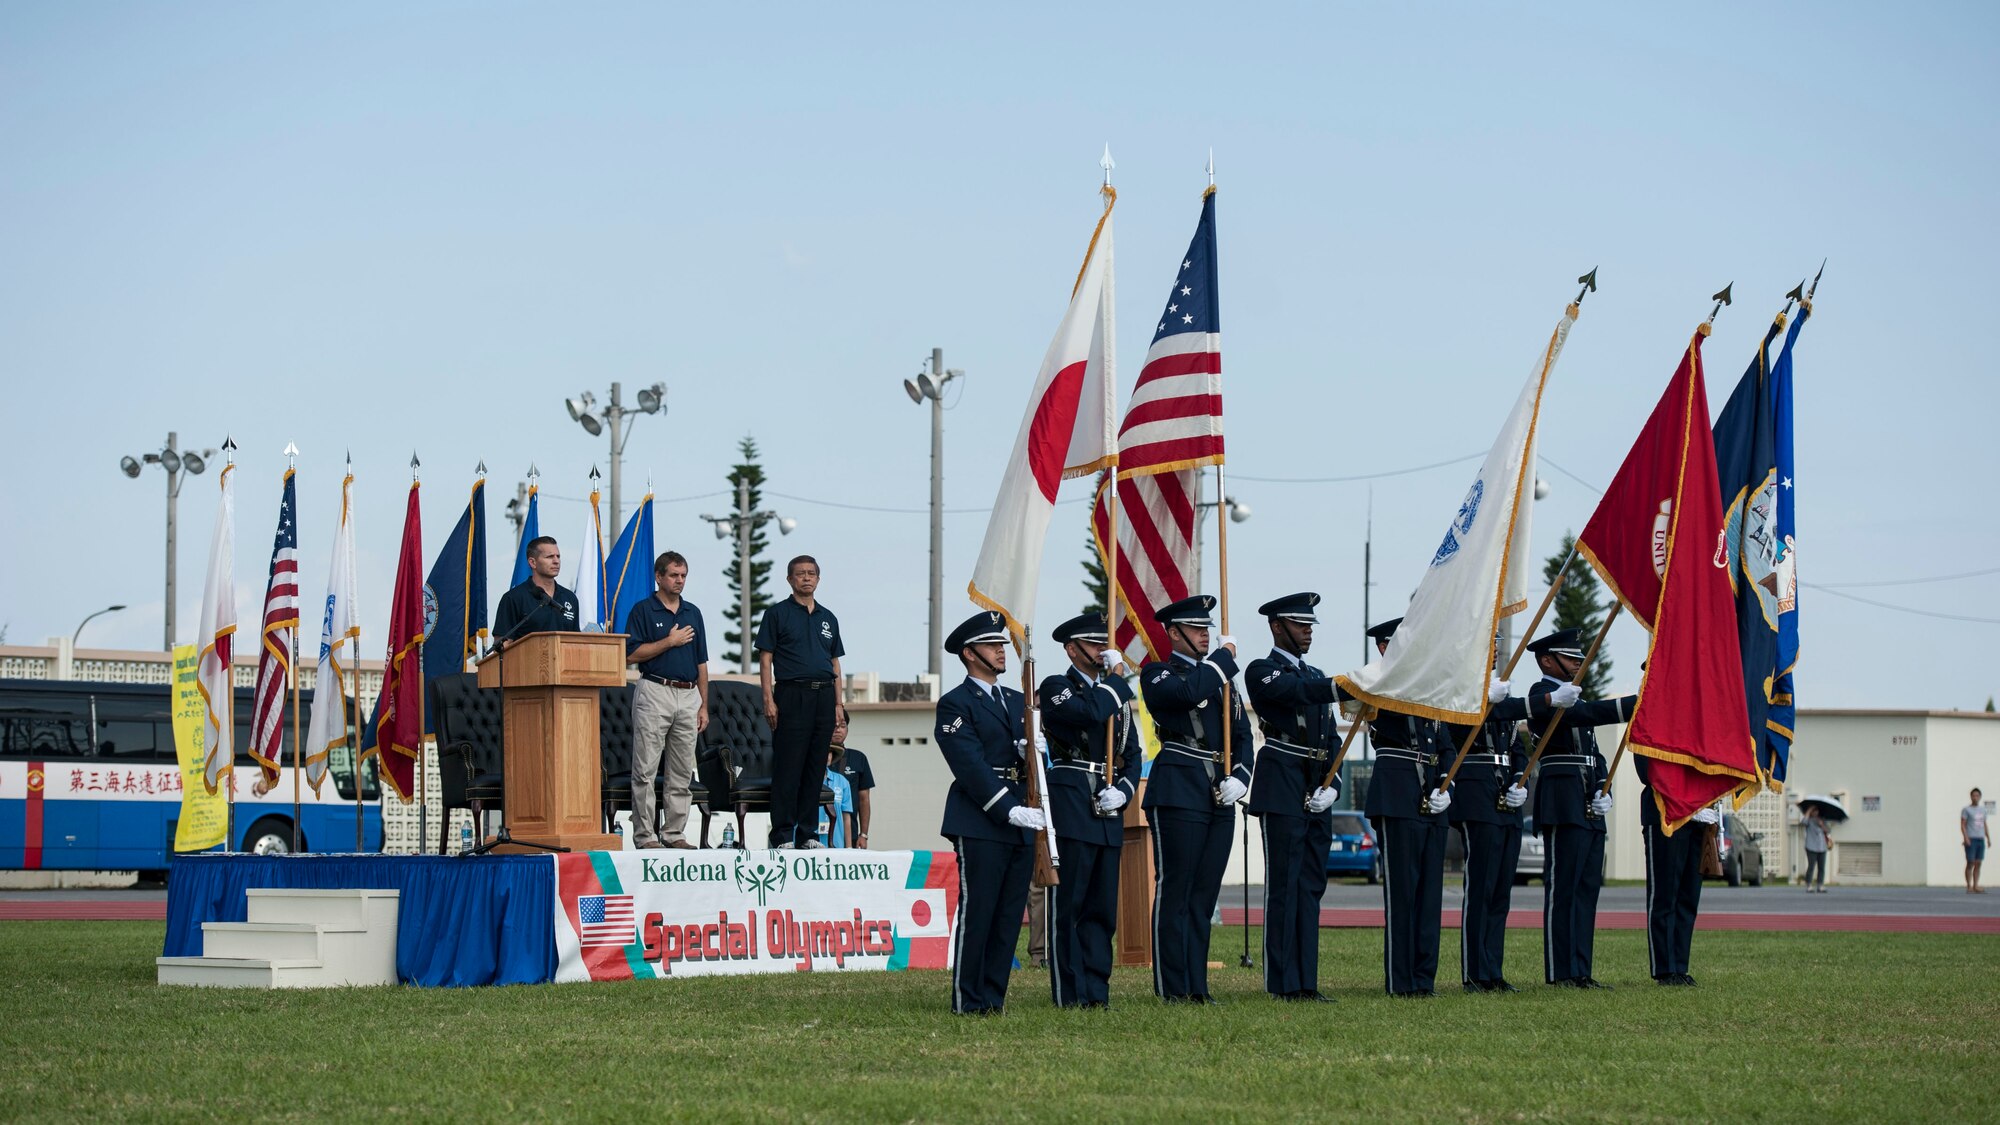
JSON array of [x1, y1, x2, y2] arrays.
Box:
[[1766, 300, 1807, 787], [604, 493, 655, 635], [1712, 310, 1784, 794], [509, 478, 540, 589], [424, 476, 490, 686]]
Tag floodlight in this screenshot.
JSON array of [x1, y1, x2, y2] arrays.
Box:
[[777, 517, 798, 536], [637, 385, 662, 413], [903, 379, 924, 405], [1533, 478, 1551, 501], [916, 372, 940, 400], [159, 449, 182, 474], [120, 456, 142, 478], [713, 521, 729, 540], [182, 452, 207, 475], [1226, 499, 1252, 523], [578, 414, 603, 437]]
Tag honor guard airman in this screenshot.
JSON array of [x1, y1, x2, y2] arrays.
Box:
[[1636, 753, 1717, 986], [1356, 617, 1455, 997], [1447, 662, 1531, 993], [1140, 594, 1253, 1004], [1489, 627, 1635, 989], [934, 610, 1046, 1015], [1244, 593, 1341, 1002], [1037, 612, 1144, 1009]]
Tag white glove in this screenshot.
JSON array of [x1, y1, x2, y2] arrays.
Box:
[[1551, 682, 1583, 708], [1426, 788, 1452, 815], [1488, 677, 1511, 704], [1216, 777, 1248, 804], [1692, 806, 1720, 826], [1096, 787, 1128, 814], [1099, 648, 1125, 672], [1033, 733, 1050, 760], [1589, 792, 1614, 817], [1503, 784, 1528, 809], [1305, 787, 1337, 814], [1340, 699, 1364, 719], [1007, 806, 1048, 831]]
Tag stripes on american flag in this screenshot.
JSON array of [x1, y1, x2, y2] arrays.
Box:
[[578, 893, 637, 947], [250, 469, 300, 782], [1091, 190, 1223, 665]]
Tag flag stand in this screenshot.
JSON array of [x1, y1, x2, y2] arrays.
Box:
[[290, 621, 302, 852], [349, 647, 364, 853], [1102, 473, 1120, 777], [1022, 625, 1060, 888], [1212, 463, 1252, 970]]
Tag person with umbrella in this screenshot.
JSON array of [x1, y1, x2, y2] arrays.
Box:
[[1801, 799, 1836, 893]]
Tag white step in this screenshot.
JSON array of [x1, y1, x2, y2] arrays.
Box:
[[156, 956, 329, 989], [246, 888, 399, 929], [200, 921, 361, 961]]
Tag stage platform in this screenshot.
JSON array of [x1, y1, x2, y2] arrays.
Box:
[[165, 854, 555, 987]]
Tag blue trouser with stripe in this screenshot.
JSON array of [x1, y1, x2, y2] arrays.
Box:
[[1375, 814, 1447, 994], [1150, 805, 1234, 1000], [950, 835, 1032, 1014], [1260, 812, 1331, 996]]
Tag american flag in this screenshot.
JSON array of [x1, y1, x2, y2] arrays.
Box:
[[1091, 190, 1224, 664], [577, 893, 637, 947], [251, 470, 301, 783]]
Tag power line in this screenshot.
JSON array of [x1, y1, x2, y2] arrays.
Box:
[[1231, 452, 1484, 484], [1812, 566, 2000, 589], [1539, 457, 1604, 495], [1802, 583, 2000, 626]]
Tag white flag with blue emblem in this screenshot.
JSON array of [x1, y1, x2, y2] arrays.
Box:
[[304, 468, 360, 795], [1335, 306, 1578, 723]]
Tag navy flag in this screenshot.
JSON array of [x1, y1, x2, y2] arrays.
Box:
[[509, 479, 540, 589], [1766, 300, 1808, 787], [423, 476, 489, 693], [604, 493, 655, 636]]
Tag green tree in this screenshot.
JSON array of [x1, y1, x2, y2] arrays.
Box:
[[1541, 531, 1615, 699], [1081, 472, 1109, 616], [720, 436, 776, 667], [1987, 696, 1996, 713]]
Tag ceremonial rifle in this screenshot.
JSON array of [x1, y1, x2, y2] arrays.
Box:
[[1023, 626, 1060, 887]]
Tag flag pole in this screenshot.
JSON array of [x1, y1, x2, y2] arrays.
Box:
[[1513, 602, 1622, 788], [1023, 625, 1060, 886], [221, 440, 237, 852], [1437, 541, 1579, 795], [287, 443, 302, 852], [1596, 724, 1635, 801], [1316, 712, 1373, 794], [412, 453, 427, 856], [1103, 473, 1120, 776]]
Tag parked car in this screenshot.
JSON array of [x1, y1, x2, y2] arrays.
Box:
[[1325, 812, 1382, 884], [1714, 812, 1765, 886], [1515, 816, 1545, 884]]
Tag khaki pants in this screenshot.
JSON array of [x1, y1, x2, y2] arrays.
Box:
[[633, 680, 701, 845]]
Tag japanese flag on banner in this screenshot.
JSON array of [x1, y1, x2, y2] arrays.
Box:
[[969, 189, 1116, 646]]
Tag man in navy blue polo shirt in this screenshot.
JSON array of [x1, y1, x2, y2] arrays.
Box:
[[492, 536, 581, 643], [624, 550, 709, 849], [754, 554, 846, 849]]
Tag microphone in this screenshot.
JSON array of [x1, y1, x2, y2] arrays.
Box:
[[497, 585, 559, 647]]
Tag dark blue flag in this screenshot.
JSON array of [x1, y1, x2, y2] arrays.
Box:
[[1766, 303, 1807, 787], [604, 494, 655, 635], [420, 478, 488, 735], [1713, 311, 1784, 793], [509, 482, 540, 589]]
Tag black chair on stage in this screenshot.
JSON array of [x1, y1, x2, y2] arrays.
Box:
[[600, 682, 717, 846], [701, 679, 836, 848], [430, 672, 505, 854]]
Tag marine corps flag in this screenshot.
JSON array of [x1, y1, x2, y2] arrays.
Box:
[[1578, 325, 1758, 831], [1336, 304, 1577, 720], [969, 185, 1116, 644], [364, 479, 426, 802]]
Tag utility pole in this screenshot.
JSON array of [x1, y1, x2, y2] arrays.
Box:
[[607, 381, 624, 532], [164, 430, 179, 651], [737, 477, 753, 674], [902, 351, 962, 677]]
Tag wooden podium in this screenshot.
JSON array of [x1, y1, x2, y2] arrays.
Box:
[[475, 631, 626, 853]]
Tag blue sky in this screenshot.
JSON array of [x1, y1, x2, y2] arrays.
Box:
[[2, 2, 1994, 709]]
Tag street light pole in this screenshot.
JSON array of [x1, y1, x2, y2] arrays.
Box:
[[564, 382, 665, 535], [163, 431, 178, 651], [73, 605, 127, 649], [702, 481, 796, 674], [607, 381, 624, 533], [903, 351, 961, 678]]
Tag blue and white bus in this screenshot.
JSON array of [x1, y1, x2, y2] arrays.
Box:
[[0, 678, 383, 874]]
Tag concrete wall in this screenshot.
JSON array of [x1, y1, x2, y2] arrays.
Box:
[[1922, 716, 1999, 887], [1787, 712, 1934, 885]]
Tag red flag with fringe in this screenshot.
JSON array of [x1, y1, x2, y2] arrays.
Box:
[[368, 480, 425, 802], [1577, 324, 1758, 832]]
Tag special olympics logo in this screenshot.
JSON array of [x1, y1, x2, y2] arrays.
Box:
[[734, 852, 787, 906]]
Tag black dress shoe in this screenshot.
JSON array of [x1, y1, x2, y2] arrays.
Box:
[[1678, 973, 1698, 987], [1297, 990, 1337, 1003], [1488, 979, 1520, 993], [1463, 981, 1490, 994], [1550, 978, 1584, 989], [1655, 974, 1676, 986], [1581, 977, 1613, 990], [1197, 994, 1222, 1006]]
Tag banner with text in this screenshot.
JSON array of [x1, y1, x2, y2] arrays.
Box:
[[171, 644, 228, 852], [553, 848, 960, 983]]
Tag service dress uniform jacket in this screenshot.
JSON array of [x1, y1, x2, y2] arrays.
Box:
[[1360, 703, 1454, 995], [1491, 678, 1635, 984], [1635, 755, 1705, 982], [1037, 665, 1143, 1007], [1443, 716, 1528, 988], [934, 676, 1035, 1014], [1140, 649, 1253, 1001], [1245, 648, 1339, 998]]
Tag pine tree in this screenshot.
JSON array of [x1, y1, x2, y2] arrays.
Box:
[[1987, 696, 1996, 713], [720, 436, 776, 667], [1541, 531, 1615, 699], [1081, 472, 1109, 616]]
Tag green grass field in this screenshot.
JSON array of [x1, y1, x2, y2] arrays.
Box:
[[3, 922, 1995, 1122]]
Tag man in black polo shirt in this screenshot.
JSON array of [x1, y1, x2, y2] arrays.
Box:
[[624, 550, 709, 849], [755, 554, 846, 849], [492, 536, 582, 643]]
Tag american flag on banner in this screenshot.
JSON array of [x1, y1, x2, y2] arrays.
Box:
[[250, 469, 301, 785], [1091, 190, 1225, 665], [577, 894, 637, 947]]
